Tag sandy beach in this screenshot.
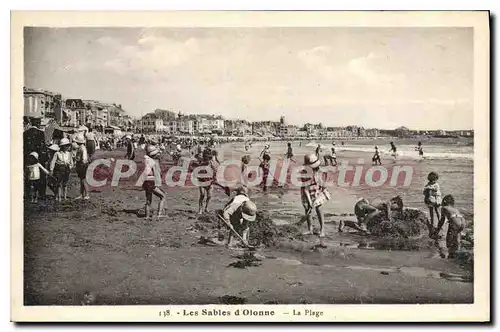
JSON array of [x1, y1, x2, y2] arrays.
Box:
[[23, 141, 474, 305]]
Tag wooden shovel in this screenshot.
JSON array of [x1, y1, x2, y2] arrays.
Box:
[[217, 214, 255, 250]]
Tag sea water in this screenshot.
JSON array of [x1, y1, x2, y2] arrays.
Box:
[[217, 139, 474, 223]]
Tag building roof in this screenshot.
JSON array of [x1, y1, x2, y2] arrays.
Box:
[[23, 87, 58, 96]]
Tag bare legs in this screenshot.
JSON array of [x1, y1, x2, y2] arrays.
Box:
[[78, 178, 89, 199], [226, 223, 250, 247], [145, 187, 166, 219], [303, 206, 325, 237], [323, 156, 337, 166], [29, 182, 39, 203], [198, 186, 212, 214], [428, 205, 441, 228]]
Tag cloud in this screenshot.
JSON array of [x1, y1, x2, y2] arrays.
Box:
[[297, 47, 405, 89], [100, 32, 202, 78], [96, 36, 120, 48], [347, 52, 378, 83], [297, 46, 340, 81]]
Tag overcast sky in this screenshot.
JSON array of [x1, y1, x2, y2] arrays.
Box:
[[24, 27, 473, 130]]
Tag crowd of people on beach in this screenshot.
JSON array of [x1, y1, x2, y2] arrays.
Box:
[[24, 125, 463, 257]]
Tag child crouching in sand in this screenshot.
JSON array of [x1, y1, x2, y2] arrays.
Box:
[[339, 196, 404, 233], [143, 144, 166, 219], [300, 153, 330, 237], [431, 194, 465, 259]]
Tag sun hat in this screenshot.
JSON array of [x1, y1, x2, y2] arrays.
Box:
[[48, 144, 60, 152], [146, 144, 160, 157], [73, 133, 86, 144], [59, 138, 71, 146], [241, 200, 257, 222], [29, 152, 39, 159], [125, 135, 132, 140], [303, 153, 320, 168]]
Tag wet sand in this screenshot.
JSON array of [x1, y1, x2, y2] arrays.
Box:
[[23, 146, 473, 305]]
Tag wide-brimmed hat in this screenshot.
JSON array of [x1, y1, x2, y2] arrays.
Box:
[[29, 152, 39, 159], [303, 153, 320, 168], [125, 135, 132, 140], [146, 144, 160, 157], [241, 200, 257, 222], [48, 144, 60, 152], [59, 138, 71, 146], [73, 133, 86, 144]]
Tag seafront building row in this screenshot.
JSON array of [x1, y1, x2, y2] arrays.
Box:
[[23, 86, 473, 139]]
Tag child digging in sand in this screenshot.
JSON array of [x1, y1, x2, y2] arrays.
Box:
[[431, 194, 465, 259], [143, 144, 166, 219], [300, 153, 330, 237], [219, 186, 257, 248], [339, 196, 404, 233], [423, 171, 442, 228]]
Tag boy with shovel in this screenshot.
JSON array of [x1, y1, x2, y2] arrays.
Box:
[[218, 186, 258, 249], [297, 153, 331, 237]]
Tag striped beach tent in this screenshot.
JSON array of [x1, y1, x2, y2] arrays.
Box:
[[44, 119, 58, 144]]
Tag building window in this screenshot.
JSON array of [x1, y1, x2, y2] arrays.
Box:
[[28, 96, 33, 113]]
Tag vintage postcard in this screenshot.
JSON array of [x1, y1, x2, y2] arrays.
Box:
[[11, 11, 490, 322]]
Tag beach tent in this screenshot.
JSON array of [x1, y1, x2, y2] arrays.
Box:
[[104, 125, 122, 136], [42, 119, 78, 144]]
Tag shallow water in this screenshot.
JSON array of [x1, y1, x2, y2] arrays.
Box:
[[215, 140, 474, 219], [270, 251, 472, 283]]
